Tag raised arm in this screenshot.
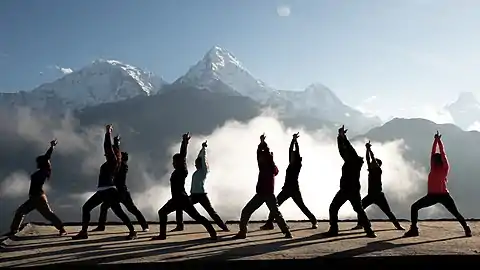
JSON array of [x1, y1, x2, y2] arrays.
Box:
[[289, 132, 300, 162], [198, 142, 209, 172], [113, 135, 121, 153], [437, 138, 449, 169], [289, 139, 295, 161], [294, 139, 300, 156], [431, 138, 438, 156], [180, 133, 191, 160], [368, 148, 380, 167], [44, 139, 57, 160], [365, 146, 371, 165], [257, 142, 269, 166], [338, 135, 358, 161], [104, 126, 117, 164]]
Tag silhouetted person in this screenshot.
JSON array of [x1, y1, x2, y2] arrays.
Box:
[[72, 125, 137, 240], [91, 135, 149, 232], [260, 132, 317, 230], [171, 140, 229, 232], [152, 133, 217, 240], [350, 141, 404, 231], [233, 133, 292, 239], [403, 131, 471, 238], [8, 139, 67, 237], [323, 125, 376, 238]]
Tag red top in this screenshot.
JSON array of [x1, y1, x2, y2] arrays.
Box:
[[427, 138, 449, 194]]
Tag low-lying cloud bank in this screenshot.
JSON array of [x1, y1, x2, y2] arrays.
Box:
[[133, 115, 431, 222], [0, 112, 450, 232]]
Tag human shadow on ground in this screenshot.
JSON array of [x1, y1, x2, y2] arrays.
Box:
[[74, 229, 380, 263], [7, 235, 233, 267], [0, 232, 160, 252], [1, 227, 413, 266], [322, 235, 467, 258]]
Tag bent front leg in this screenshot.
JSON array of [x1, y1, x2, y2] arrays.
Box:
[[239, 194, 264, 233]]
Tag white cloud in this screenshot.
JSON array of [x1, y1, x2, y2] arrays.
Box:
[[407, 105, 454, 124], [133, 115, 431, 222], [55, 65, 73, 74], [0, 171, 30, 199], [277, 5, 291, 17], [356, 95, 383, 119], [467, 121, 480, 131]]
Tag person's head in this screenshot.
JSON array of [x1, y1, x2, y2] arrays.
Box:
[[36, 155, 51, 170], [172, 153, 185, 169], [121, 152, 129, 163], [195, 157, 203, 169], [290, 151, 302, 164], [375, 158, 382, 167], [431, 153, 443, 167], [355, 155, 364, 166]]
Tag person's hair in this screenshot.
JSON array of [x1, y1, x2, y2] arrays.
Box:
[[375, 158, 382, 167], [121, 152, 129, 162], [292, 151, 302, 162], [173, 153, 186, 167], [195, 157, 202, 168], [432, 153, 443, 166], [36, 155, 48, 168]]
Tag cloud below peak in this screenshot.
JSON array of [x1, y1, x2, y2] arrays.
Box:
[[55, 65, 73, 74]]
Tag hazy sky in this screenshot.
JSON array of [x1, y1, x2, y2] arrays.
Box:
[[1, 0, 480, 120]]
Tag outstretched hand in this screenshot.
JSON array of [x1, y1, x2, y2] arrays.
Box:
[[434, 130, 442, 140], [338, 125, 348, 136], [260, 133, 266, 142], [105, 124, 113, 134], [50, 139, 58, 147], [365, 140, 372, 149], [114, 135, 121, 143], [202, 140, 208, 148], [293, 132, 300, 140], [182, 132, 191, 141]]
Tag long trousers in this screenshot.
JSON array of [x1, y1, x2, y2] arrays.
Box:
[[175, 193, 228, 230], [10, 194, 64, 232], [81, 188, 134, 232], [355, 192, 400, 226], [239, 193, 290, 234], [97, 189, 148, 229], [158, 195, 216, 237], [265, 188, 316, 225], [329, 189, 372, 230], [410, 193, 468, 228]]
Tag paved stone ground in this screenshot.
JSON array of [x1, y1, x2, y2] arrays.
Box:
[[1, 221, 479, 268]]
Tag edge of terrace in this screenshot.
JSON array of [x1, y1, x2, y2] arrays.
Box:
[[2, 220, 480, 269], [3, 218, 480, 238]]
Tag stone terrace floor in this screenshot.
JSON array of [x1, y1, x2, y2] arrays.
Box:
[[1, 221, 480, 268]]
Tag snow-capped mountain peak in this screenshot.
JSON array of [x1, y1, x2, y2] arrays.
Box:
[[0, 59, 166, 112], [304, 83, 344, 107], [89, 59, 162, 95], [176, 45, 275, 102], [453, 92, 479, 107], [445, 92, 480, 130], [205, 46, 246, 73]]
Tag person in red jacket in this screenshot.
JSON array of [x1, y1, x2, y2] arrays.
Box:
[[232, 133, 292, 239], [403, 131, 471, 237]]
